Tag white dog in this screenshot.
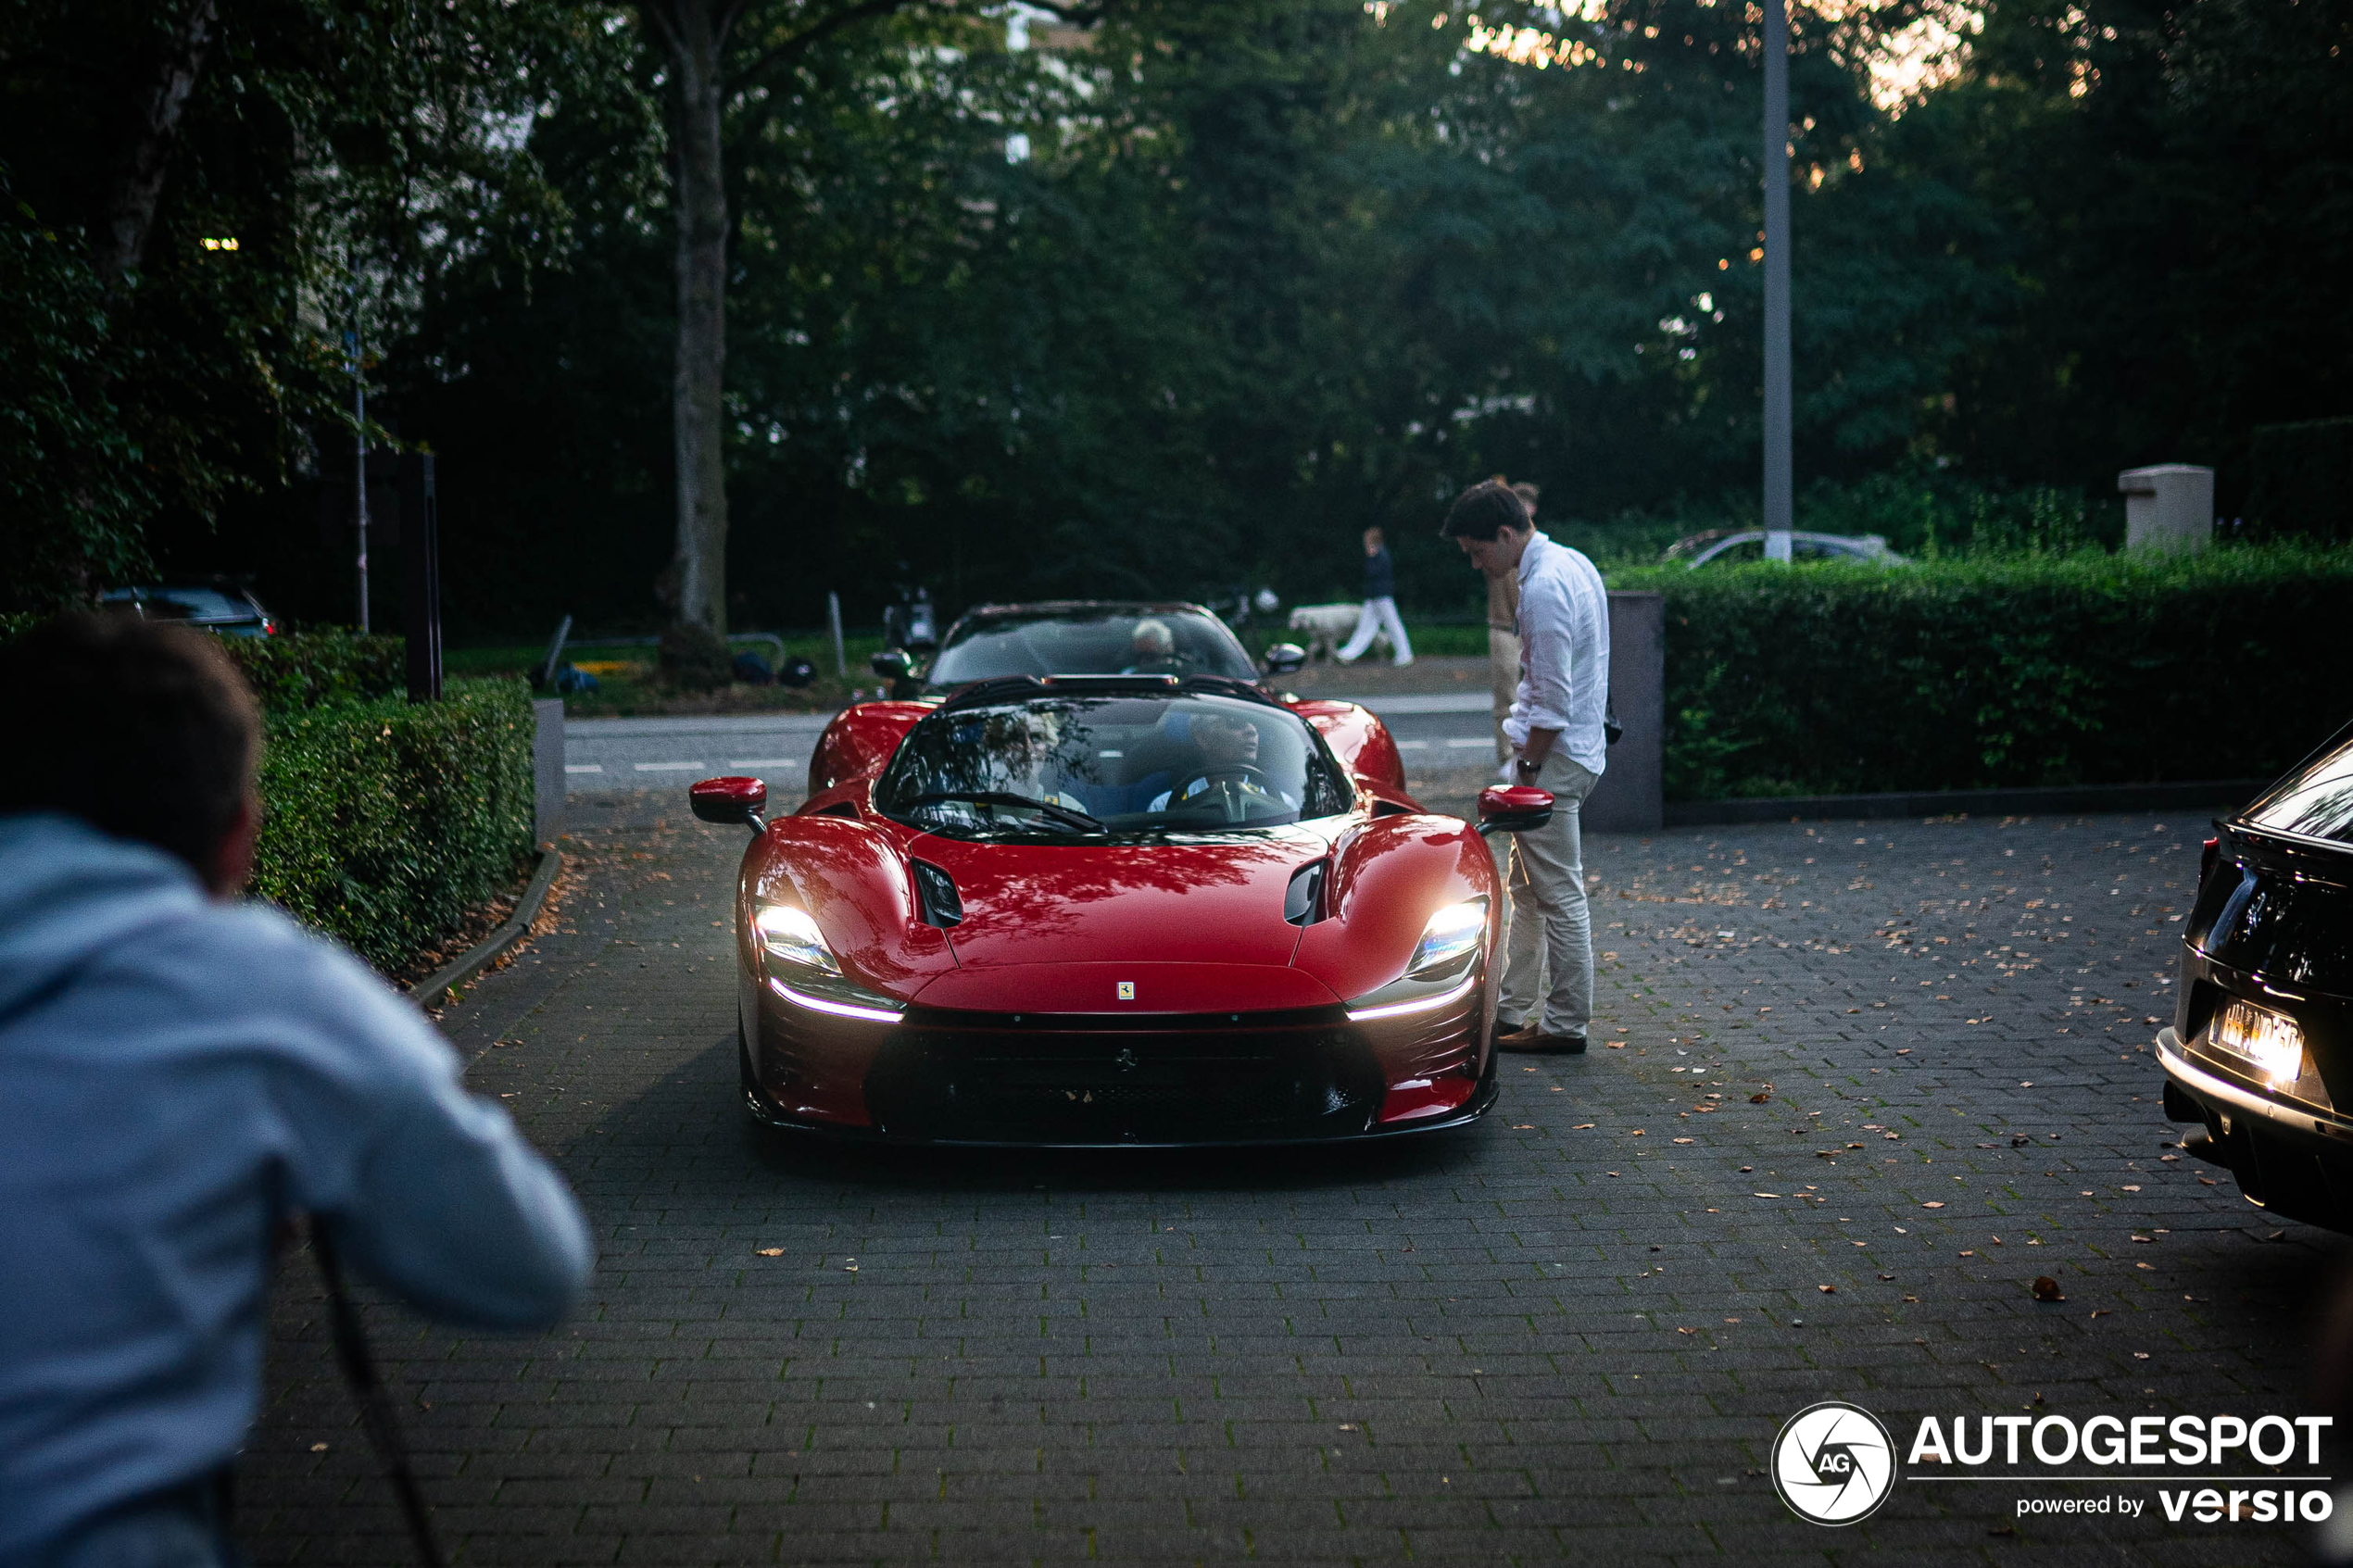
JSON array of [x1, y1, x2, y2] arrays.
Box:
[[1288, 602, 1388, 662]]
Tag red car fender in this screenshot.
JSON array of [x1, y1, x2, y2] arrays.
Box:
[[1290, 700, 1407, 793], [1290, 816, 1501, 1004], [740, 815, 956, 998], [807, 701, 927, 795]]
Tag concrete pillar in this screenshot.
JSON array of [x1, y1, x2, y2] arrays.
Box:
[[533, 697, 566, 848], [1585, 592, 1663, 834], [2120, 464, 2214, 554]]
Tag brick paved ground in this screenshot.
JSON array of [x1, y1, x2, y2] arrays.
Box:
[[243, 789, 2349, 1565]]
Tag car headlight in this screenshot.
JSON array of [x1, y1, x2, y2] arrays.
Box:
[[1408, 897, 1487, 977], [754, 903, 839, 975], [752, 902, 903, 1023], [1344, 897, 1490, 1022]]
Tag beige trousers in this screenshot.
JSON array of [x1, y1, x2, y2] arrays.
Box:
[[1495, 751, 1600, 1038]]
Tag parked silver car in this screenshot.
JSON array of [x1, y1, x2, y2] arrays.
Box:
[[1664, 530, 1908, 568]]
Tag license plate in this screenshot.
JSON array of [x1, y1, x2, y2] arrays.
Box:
[[2209, 998, 2305, 1088]]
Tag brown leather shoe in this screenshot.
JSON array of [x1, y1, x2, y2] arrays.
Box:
[[1496, 1024, 1587, 1055]]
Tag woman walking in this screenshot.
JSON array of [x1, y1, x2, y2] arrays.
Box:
[[1335, 527, 1414, 666]]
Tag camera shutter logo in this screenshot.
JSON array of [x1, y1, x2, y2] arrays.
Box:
[[1771, 1400, 1896, 1525]]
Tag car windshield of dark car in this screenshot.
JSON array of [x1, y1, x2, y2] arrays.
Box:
[[879, 695, 1350, 837], [925, 611, 1255, 688], [111, 586, 251, 621], [2246, 733, 2353, 846]]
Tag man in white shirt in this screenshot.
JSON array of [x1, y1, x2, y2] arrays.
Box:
[[1441, 481, 1610, 1054]]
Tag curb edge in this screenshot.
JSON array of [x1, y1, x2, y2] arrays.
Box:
[[407, 847, 564, 1008]]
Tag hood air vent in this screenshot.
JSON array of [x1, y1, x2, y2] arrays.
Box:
[[912, 859, 963, 928]]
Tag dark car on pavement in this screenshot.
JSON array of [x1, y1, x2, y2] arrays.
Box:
[[101, 583, 278, 636], [2160, 720, 2353, 1229], [873, 601, 1300, 697]]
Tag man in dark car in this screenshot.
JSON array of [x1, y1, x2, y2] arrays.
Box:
[[0, 616, 592, 1567]]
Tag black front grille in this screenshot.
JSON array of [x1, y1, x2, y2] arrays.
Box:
[[865, 1015, 1382, 1143]]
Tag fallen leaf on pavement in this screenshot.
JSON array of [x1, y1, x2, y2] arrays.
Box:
[[755, 1248, 783, 1257], [1749, 1091, 1772, 1103], [1921, 1201, 1945, 1209], [1818, 1285, 1836, 1293]]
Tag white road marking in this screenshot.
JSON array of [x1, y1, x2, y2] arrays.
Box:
[[564, 764, 604, 774], [728, 759, 801, 768], [1442, 737, 1489, 748], [1397, 740, 1430, 750], [634, 761, 703, 771]]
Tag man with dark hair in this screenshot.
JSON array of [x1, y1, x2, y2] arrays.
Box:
[[1441, 481, 1610, 1054], [0, 615, 592, 1566]]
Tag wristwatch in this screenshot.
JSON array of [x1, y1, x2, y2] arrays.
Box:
[[1515, 756, 1542, 778]]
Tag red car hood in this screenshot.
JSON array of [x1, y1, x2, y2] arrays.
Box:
[[908, 828, 1325, 972]]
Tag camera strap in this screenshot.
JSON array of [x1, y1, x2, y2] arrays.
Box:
[[310, 1219, 447, 1568]]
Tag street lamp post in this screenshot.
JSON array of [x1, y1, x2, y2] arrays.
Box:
[[349, 279, 371, 633], [1761, 0, 1793, 553]]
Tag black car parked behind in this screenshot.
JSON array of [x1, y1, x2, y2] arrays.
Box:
[[2161, 718, 2353, 1230]]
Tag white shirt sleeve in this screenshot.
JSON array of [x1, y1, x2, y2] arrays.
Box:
[[1511, 571, 1577, 738]]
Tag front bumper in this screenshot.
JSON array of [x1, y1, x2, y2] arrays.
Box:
[[2158, 1026, 2353, 1228], [741, 968, 1497, 1148]]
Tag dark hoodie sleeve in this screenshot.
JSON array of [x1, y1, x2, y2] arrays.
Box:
[[1364, 547, 1395, 600]]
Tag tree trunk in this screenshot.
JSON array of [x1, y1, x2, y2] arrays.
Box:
[[97, 0, 218, 295], [661, 3, 733, 633]]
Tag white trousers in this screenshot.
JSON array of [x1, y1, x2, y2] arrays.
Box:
[[1336, 596, 1413, 664], [1496, 752, 1600, 1037]]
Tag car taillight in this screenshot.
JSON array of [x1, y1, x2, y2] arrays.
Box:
[[262, 619, 277, 635], [2201, 836, 2220, 885]]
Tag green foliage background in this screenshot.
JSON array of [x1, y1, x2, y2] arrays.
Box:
[[1614, 545, 2353, 801], [5, 0, 2348, 630]]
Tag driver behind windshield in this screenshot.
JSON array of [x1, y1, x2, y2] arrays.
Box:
[[1119, 618, 1183, 675], [1149, 712, 1298, 812]]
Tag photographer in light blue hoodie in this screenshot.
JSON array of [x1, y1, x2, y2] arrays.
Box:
[[0, 615, 592, 1568]]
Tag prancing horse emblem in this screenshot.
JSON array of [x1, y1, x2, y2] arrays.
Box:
[[1115, 1048, 1139, 1073], [1116, 981, 1136, 1001]]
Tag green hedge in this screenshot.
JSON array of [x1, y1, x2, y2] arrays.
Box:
[[1607, 544, 2353, 801], [220, 629, 406, 712], [250, 675, 535, 972]]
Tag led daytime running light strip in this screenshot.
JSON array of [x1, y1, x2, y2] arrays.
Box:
[[1345, 972, 1478, 1023], [767, 974, 903, 1024]]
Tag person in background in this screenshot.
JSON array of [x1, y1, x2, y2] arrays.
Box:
[[1441, 480, 1610, 1055], [1487, 481, 1541, 765], [1122, 618, 1180, 674], [1335, 526, 1414, 667], [0, 615, 594, 1568]]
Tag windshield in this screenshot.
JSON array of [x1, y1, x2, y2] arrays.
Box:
[[878, 695, 1352, 837], [2245, 730, 2353, 846], [926, 609, 1256, 688]]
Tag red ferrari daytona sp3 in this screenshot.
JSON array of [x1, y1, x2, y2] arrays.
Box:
[[690, 672, 1552, 1147]]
